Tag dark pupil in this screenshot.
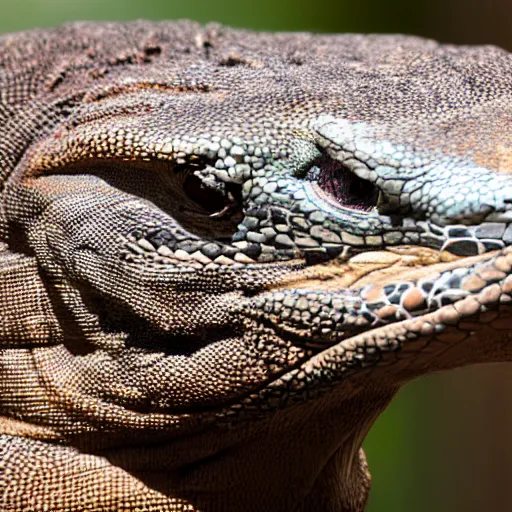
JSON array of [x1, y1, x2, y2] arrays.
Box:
[[315, 158, 378, 211]]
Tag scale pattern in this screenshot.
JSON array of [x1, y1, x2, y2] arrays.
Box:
[[1, 21, 512, 511]]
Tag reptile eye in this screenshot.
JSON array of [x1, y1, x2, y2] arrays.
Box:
[[306, 156, 379, 212], [182, 172, 243, 220], [183, 173, 232, 214]]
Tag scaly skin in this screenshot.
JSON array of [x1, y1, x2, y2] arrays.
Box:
[[1, 21, 512, 512]]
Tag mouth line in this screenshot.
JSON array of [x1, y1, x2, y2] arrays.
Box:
[[244, 253, 512, 407], [251, 245, 512, 351]]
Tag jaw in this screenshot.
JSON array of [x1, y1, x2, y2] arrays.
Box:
[[248, 244, 512, 392], [115, 245, 512, 510]]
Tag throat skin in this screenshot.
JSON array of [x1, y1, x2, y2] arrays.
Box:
[[4, 385, 395, 512]]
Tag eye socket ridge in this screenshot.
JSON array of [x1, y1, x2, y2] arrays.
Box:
[[305, 156, 379, 212]]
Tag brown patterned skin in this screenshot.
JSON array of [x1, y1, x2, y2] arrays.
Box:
[[2, 21, 512, 512]]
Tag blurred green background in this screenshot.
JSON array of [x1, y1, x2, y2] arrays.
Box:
[[2, 0, 512, 50], [2, 0, 512, 510]]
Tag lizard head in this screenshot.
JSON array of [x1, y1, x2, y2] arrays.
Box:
[[3, 21, 512, 511]]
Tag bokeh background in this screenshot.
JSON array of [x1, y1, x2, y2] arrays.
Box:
[[2, 1, 512, 510]]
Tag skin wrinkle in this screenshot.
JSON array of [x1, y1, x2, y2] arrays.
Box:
[[1, 20, 512, 512]]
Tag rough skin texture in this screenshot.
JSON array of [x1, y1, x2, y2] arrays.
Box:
[[2, 20, 512, 512]]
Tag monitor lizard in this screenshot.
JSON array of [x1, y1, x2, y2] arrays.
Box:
[[1, 20, 512, 512]]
